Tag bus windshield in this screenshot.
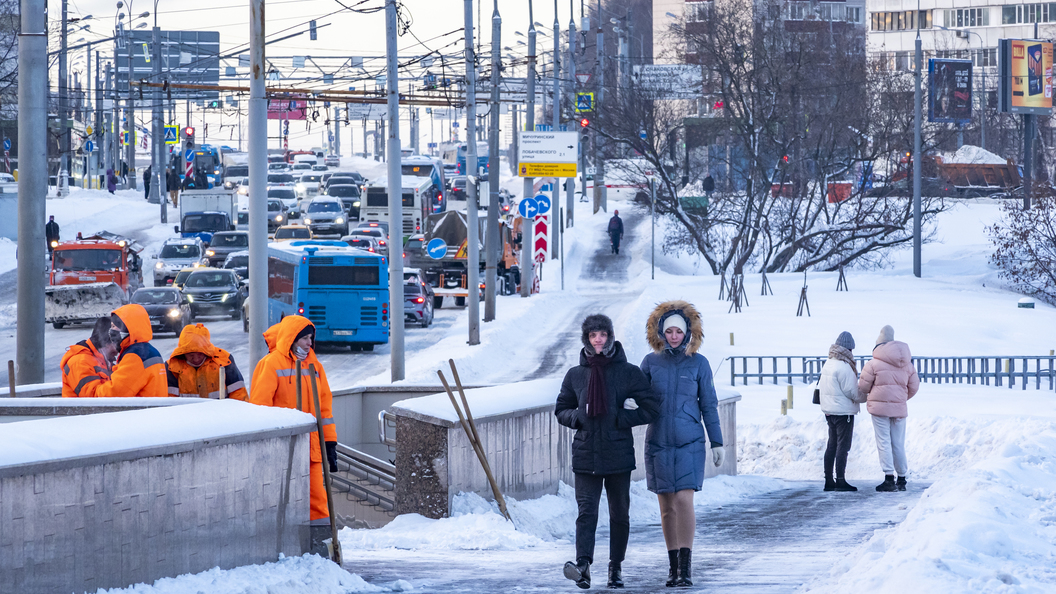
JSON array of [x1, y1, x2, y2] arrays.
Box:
[[401, 164, 434, 177], [53, 249, 123, 271], [366, 189, 415, 207]]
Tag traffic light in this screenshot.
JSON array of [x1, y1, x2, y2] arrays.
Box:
[[579, 117, 590, 128], [184, 126, 195, 149], [207, 100, 220, 109]]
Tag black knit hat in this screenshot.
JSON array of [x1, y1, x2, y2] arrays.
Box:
[[581, 313, 615, 356], [294, 324, 315, 344]]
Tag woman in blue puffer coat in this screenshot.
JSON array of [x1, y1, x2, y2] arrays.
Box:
[[641, 300, 723, 588]]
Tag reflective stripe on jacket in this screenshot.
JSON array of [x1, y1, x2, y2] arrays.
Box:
[[93, 304, 168, 397], [60, 339, 112, 398]]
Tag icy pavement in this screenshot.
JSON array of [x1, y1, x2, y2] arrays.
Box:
[[343, 482, 921, 592]]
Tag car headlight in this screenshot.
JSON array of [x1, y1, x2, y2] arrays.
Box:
[[206, 250, 215, 257], [296, 183, 305, 191], [193, 262, 200, 268], [352, 201, 360, 207], [50, 240, 58, 248], [155, 262, 164, 269], [304, 218, 312, 225], [186, 295, 194, 302], [221, 293, 230, 302], [167, 309, 181, 318], [275, 215, 283, 222], [334, 217, 344, 224]]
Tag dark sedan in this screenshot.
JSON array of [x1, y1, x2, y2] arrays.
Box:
[[131, 287, 191, 334], [222, 250, 249, 280], [204, 231, 248, 267], [181, 268, 244, 319]]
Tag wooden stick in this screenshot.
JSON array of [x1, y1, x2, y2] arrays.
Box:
[[7, 360, 14, 398], [218, 366, 226, 399], [449, 359, 481, 445], [307, 363, 342, 565], [295, 360, 302, 412]]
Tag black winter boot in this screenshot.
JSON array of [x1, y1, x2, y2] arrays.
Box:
[[896, 476, 907, 491], [824, 475, 836, 491], [666, 550, 678, 587], [676, 548, 693, 587], [876, 475, 897, 492], [563, 558, 591, 589], [607, 561, 624, 589], [834, 478, 858, 492]]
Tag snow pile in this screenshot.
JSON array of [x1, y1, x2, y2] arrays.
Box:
[[390, 378, 563, 423], [86, 553, 407, 594], [0, 237, 16, 275], [805, 425, 1056, 592], [340, 475, 791, 551], [943, 144, 1008, 165]]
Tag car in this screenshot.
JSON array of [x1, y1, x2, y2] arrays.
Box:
[[268, 162, 290, 172], [153, 237, 205, 285], [291, 162, 312, 171], [312, 164, 328, 172], [325, 184, 362, 217], [403, 275, 435, 327], [170, 267, 196, 290], [223, 176, 248, 191], [267, 198, 288, 232], [0, 173, 16, 183], [324, 172, 364, 191], [302, 197, 350, 236], [324, 155, 340, 167], [267, 155, 286, 164], [340, 235, 381, 253], [404, 234, 425, 263], [236, 210, 249, 231], [355, 220, 389, 235], [181, 268, 244, 319], [132, 287, 192, 334], [449, 176, 468, 200], [296, 173, 323, 199], [203, 231, 249, 267], [347, 227, 387, 249], [443, 163, 458, 180], [273, 224, 313, 242], [267, 187, 298, 214], [267, 172, 296, 187], [222, 250, 249, 280]]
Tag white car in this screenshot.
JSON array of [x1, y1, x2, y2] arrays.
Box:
[[268, 162, 290, 172], [291, 162, 312, 171], [295, 173, 323, 200], [153, 237, 205, 286], [0, 173, 15, 183]]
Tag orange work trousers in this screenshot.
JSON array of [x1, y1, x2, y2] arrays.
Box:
[[309, 458, 330, 524]]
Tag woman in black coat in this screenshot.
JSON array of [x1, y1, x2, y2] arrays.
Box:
[[555, 313, 659, 590]]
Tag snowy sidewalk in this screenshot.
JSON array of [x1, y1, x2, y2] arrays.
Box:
[[342, 481, 921, 592]]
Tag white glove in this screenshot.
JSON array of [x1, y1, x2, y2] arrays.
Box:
[[622, 398, 639, 410], [712, 446, 725, 467]]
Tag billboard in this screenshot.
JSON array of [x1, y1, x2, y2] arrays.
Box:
[[631, 65, 703, 100], [114, 30, 220, 100], [999, 39, 1054, 115], [267, 97, 307, 121], [928, 59, 972, 124]]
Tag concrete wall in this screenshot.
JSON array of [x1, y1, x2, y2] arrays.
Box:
[[0, 401, 314, 594], [392, 394, 740, 519]]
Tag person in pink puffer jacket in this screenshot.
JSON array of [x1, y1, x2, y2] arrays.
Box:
[[858, 325, 919, 493]]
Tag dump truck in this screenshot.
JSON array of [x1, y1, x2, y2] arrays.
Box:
[[177, 188, 237, 245], [408, 210, 521, 308], [933, 156, 1021, 197], [46, 232, 145, 329]]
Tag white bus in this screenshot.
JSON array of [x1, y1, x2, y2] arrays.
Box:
[[361, 176, 435, 236]]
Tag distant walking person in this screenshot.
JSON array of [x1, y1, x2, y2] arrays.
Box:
[[858, 325, 919, 492], [45, 215, 60, 254], [106, 168, 118, 194], [819, 331, 863, 492], [641, 301, 723, 588], [143, 165, 152, 200], [608, 210, 624, 254], [556, 314, 659, 589], [167, 168, 181, 207]]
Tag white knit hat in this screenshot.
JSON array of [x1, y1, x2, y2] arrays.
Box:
[[662, 314, 687, 334]]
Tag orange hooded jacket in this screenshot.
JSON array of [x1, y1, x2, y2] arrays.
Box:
[[60, 339, 112, 397], [166, 324, 248, 401], [249, 315, 336, 523], [93, 304, 168, 397]]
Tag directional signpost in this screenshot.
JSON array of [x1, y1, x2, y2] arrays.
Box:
[[533, 216, 549, 263], [4, 138, 11, 172], [184, 148, 194, 179], [426, 238, 448, 260], [533, 194, 551, 215], [517, 131, 579, 178], [85, 140, 95, 153]]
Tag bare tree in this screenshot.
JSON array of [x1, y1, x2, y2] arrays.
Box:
[[989, 194, 1056, 305], [0, 0, 18, 125]]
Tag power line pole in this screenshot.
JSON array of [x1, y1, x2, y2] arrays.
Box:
[[334, 107, 341, 157], [594, 0, 606, 213], [125, 23, 137, 191], [484, 0, 501, 322], [465, 0, 480, 345], [247, 0, 268, 369], [386, 0, 407, 376], [566, 3, 576, 228], [16, 0, 47, 384], [520, 1, 537, 298], [151, 24, 167, 223], [57, 0, 69, 197], [552, 0, 560, 262], [912, 32, 922, 278]]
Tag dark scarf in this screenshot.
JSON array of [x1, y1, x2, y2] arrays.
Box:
[[586, 352, 611, 417], [829, 344, 858, 376]]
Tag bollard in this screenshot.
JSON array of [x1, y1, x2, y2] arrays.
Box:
[[7, 360, 14, 397], [1050, 350, 1054, 357], [780, 399, 787, 415], [787, 385, 794, 409], [730, 332, 734, 346], [1005, 359, 1010, 373]]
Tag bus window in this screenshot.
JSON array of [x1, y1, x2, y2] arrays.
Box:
[[308, 265, 380, 286], [268, 257, 295, 304]]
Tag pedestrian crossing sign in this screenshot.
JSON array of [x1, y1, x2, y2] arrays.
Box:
[[164, 125, 180, 145], [575, 92, 594, 113]]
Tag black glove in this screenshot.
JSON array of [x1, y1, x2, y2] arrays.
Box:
[[325, 441, 338, 473]]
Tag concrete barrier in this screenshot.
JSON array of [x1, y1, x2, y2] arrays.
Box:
[[389, 379, 740, 519], [0, 399, 316, 594]]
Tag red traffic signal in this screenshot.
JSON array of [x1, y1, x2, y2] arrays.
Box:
[[579, 118, 590, 128], [184, 127, 195, 138]]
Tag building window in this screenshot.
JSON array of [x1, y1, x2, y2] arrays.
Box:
[[1003, 3, 1056, 24], [785, 1, 810, 21], [871, 10, 930, 31], [845, 6, 862, 23], [973, 47, 998, 67], [685, 1, 710, 23], [944, 8, 989, 28]]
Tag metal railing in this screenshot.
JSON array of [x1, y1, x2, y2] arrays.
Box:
[[728, 355, 1056, 390], [332, 443, 396, 511]]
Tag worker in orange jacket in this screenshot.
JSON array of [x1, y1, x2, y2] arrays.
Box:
[[61, 316, 118, 397], [93, 304, 168, 397], [166, 324, 248, 400], [249, 315, 338, 555]]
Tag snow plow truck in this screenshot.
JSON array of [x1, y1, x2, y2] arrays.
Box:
[[45, 232, 145, 329]]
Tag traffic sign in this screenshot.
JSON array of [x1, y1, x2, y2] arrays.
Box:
[[426, 238, 448, 259], [519, 163, 577, 177], [575, 92, 595, 113], [586, 166, 597, 175], [185, 149, 195, 163], [3, 139, 10, 151], [534, 194, 552, 215], [85, 140, 95, 153], [518, 197, 539, 218], [164, 125, 180, 144], [576, 73, 592, 85], [519, 131, 579, 164], [533, 215, 549, 263], [85, 125, 94, 136]]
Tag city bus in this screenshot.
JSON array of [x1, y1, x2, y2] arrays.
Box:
[[401, 155, 447, 213], [266, 240, 390, 350], [360, 176, 434, 237], [441, 141, 489, 176]]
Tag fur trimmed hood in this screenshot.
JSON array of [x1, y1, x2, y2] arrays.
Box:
[[646, 300, 704, 355]]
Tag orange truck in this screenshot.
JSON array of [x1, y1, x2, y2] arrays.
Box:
[[45, 233, 145, 329]]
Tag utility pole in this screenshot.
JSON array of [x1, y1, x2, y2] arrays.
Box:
[[108, 62, 116, 172], [912, 31, 922, 278], [16, 0, 47, 384], [151, 23, 167, 223], [247, 0, 268, 369], [520, 1, 537, 298], [386, 0, 406, 376], [125, 23, 137, 191], [594, 0, 606, 213], [552, 0, 560, 261], [465, 0, 481, 345], [334, 107, 341, 157], [103, 61, 111, 176], [57, 0, 69, 197], [566, 3, 576, 228], [484, 0, 501, 322]]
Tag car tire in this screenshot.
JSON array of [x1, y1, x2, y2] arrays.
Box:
[[455, 296, 466, 307], [230, 308, 240, 320], [433, 296, 444, 310], [363, 344, 374, 352], [52, 322, 65, 330]]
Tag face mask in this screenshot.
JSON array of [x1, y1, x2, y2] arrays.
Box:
[[109, 329, 125, 346], [293, 345, 309, 360]]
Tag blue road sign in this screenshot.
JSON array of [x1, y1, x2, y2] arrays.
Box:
[[535, 124, 552, 132], [534, 194, 551, 215], [639, 130, 647, 140], [2, 139, 10, 151], [518, 197, 539, 218], [164, 125, 179, 144], [428, 142, 438, 148], [426, 238, 448, 260], [185, 149, 195, 163], [85, 140, 95, 153]]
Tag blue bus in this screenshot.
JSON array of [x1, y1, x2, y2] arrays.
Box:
[[451, 142, 489, 176], [267, 240, 390, 350]]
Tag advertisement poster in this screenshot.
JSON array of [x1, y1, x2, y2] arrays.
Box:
[[929, 59, 973, 123], [1002, 39, 1054, 114]]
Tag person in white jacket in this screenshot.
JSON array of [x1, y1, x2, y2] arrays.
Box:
[[819, 331, 862, 492]]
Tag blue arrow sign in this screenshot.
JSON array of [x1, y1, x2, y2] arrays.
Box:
[[534, 194, 551, 215], [2, 139, 10, 151], [426, 238, 448, 260], [518, 197, 539, 218], [185, 149, 195, 163], [85, 140, 95, 153]]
